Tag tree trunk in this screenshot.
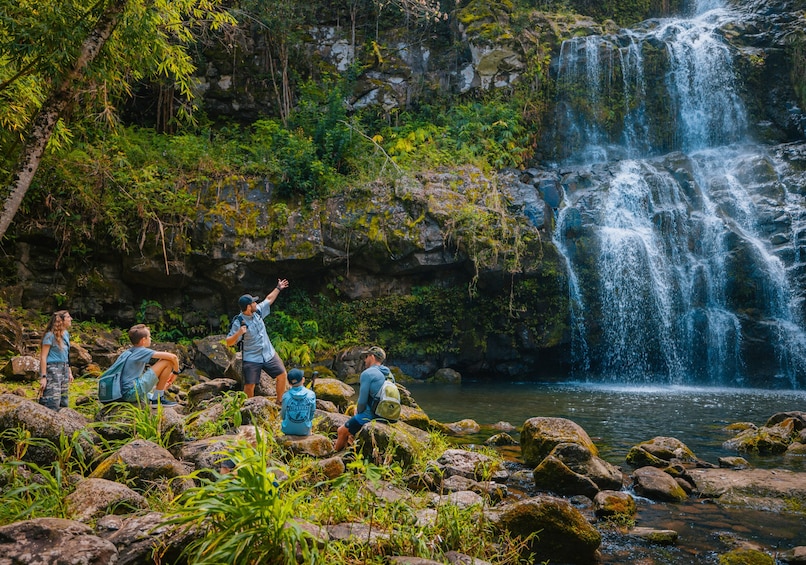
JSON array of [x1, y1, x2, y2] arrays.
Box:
[[0, 0, 128, 242]]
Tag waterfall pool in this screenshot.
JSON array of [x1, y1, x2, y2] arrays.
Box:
[[405, 381, 806, 563]]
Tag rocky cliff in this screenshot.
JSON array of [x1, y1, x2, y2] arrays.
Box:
[[2, 0, 805, 382]]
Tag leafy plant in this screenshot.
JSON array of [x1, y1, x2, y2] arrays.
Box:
[[185, 391, 248, 439], [104, 400, 178, 450], [163, 430, 315, 564], [266, 310, 331, 366]]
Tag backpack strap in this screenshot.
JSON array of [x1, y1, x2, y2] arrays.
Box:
[[233, 312, 262, 351]]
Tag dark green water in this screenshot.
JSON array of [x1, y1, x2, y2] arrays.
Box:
[[405, 382, 806, 563]]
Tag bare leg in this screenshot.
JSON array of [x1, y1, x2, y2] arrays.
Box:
[[275, 372, 287, 405], [334, 425, 352, 452], [152, 359, 176, 392], [243, 383, 256, 398]]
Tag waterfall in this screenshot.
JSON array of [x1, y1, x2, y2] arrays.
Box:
[[550, 2, 806, 386]]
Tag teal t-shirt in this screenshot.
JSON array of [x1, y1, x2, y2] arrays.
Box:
[[43, 331, 70, 364], [119, 346, 155, 398]]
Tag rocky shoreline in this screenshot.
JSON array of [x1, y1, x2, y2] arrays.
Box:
[[1, 328, 805, 564]]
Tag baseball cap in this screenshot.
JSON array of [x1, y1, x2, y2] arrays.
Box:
[[362, 345, 386, 362], [238, 294, 258, 310], [287, 368, 304, 385]]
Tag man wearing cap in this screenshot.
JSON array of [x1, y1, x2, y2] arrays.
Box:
[[333, 345, 393, 451], [280, 368, 317, 436], [226, 278, 290, 402]]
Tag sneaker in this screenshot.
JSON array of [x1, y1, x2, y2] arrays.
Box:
[[150, 396, 177, 407]]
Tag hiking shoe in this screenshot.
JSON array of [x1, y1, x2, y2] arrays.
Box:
[[150, 396, 177, 407]]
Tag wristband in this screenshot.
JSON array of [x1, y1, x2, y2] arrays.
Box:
[[40, 375, 46, 379]]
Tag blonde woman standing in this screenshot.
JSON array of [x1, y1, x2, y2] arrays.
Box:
[[38, 310, 74, 410]]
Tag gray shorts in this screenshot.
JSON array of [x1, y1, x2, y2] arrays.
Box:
[[122, 367, 159, 403], [242, 354, 286, 385]]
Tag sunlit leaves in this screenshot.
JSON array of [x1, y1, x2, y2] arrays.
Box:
[[0, 0, 236, 163]]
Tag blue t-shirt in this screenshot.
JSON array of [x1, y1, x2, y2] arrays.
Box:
[[119, 346, 156, 398], [281, 385, 317, 436], [227, 299, 276, 363], [42, 331, 70, 364], [355, 364, 391, 418]]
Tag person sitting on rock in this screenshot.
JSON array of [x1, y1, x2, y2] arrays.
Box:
[[333, 346, 392, 451], [119, 324, 180, 406], [280, 368, 317, 437]]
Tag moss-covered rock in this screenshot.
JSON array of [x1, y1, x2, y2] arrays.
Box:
[[520, 416, 598, 467], [485, 495, 602, 564]]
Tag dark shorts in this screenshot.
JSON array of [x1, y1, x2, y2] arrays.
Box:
[[345, 412, 375, 435], [242, 354, 286, 385]]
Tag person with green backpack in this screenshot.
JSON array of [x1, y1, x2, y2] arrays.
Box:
[[334, 345, 399, 451]]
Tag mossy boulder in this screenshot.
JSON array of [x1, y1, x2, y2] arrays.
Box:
[[520, 416, 598, 467], [626, 436, 699, 468], [593, 490, 637, 518], [0, 394, 96, 466], [355, 419, 431, 468], [89, 439, 189, 493], [718, 547, 774, 565], [533, 442, 624, 497], [631, 466, 688, 503], [312, 378, 355, 411], [722, 424, 794, 454], [485, 495, 601, 564]]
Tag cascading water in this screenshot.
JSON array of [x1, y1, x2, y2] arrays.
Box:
[[550, 0, 806, 386]]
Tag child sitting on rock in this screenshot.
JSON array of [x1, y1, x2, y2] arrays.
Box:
[[280, 368, 317, 437]]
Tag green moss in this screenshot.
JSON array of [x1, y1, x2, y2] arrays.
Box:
[[718, 548, 774, 565]]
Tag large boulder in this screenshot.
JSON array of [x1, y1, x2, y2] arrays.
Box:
[[626, 436, 700, 467], [186, 378, 239, 407], [98, 511, 201, 565], [397, 404, 432, 430], [179, 435, 236, 474], [0, 394, 96, 466], [532, 442, 624, 498], [438, 474, 508, 504], [520, 417, 598, 467], [192, 335, 239, 381], [435, 448, 508, 483], [688, 467, 806, 512], [722, 423, 795, 455], [766, 411, 806, 430], [66, 478, 149, 523], [355, 419, 432, 468], [312, 378, 356, 411], [89, 439, 191, 493], [280, 433, 334, 457], [485, 495, 601, 564], [593, 490, 637, 518], [631, 466, 688, 503], [0, 518, 117, 564], [1, 355, 39, 381]]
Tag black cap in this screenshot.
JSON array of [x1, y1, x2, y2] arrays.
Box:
[[238, 294, 258, 310]]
